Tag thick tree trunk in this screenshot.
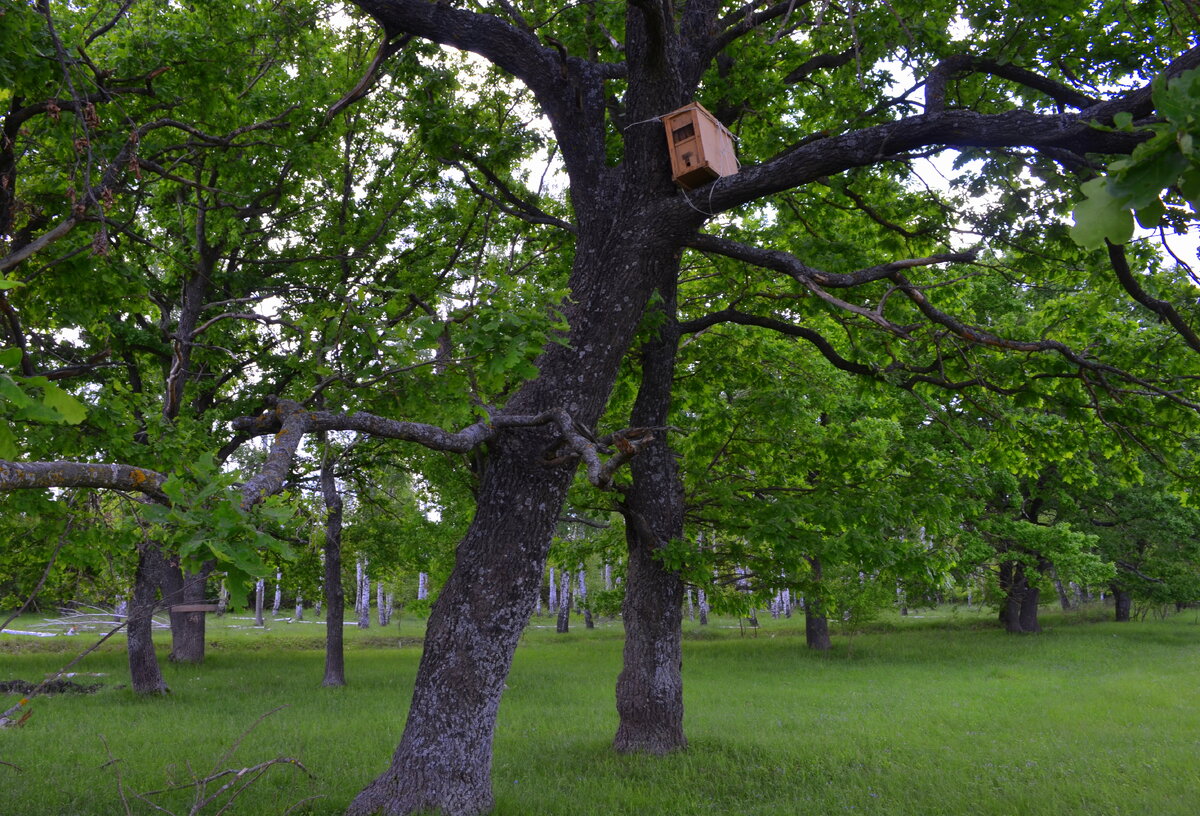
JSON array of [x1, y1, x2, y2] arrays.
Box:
[[805, 558, 832, 650], [1018, 585, 1042, 633], [613, 270, 686, 754], [127, 546, 168, 694], [805, 604, 832, 650], [345, 432, 574, 816], [321, 446, 347, 687], [1113, 586, 1133, 622]]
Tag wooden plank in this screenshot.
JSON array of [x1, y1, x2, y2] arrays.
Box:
[[170, 604, 220, 613]]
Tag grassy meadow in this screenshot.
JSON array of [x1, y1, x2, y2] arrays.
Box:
[[2, 605, 1200, 815]]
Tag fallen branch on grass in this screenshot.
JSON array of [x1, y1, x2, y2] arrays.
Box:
[[101, 706, 316, 816]]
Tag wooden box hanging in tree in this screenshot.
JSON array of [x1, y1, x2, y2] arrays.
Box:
[[662, 102, 739, 190]]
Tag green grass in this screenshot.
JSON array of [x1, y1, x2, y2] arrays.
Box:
[[3, 605, 1200, 815]]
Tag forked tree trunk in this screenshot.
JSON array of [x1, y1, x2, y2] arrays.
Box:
[[999, 561, 1040, 633], [321, 445, 347, 687], [127, 545, 169, 694], [345, 224, 686, 816]]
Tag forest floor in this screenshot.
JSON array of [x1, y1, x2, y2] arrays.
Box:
[[2, 603, 1199, 815]]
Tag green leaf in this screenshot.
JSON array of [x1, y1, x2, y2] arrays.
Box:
[[40, 382, 87, 424], [0, 422, 16, 459], [1070, 180, 1134, 248]]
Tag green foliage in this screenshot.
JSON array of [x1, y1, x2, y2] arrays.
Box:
[[0, 347, 87, 458], [140, 454, 297, 602], [1071, 69, 1200, 248]]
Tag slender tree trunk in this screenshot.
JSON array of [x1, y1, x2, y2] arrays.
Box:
[[556, 570, 572, 633], [321, 443, 346, 687], [1052, 569, 1072, 610], [358, 558, 370, 629], [127, 545, 169, 694], [254, 579, 265, 627], [417, 571, 428, 600], [217, 579, 229, 616], [614, 271, 686, 754], [378, 582, 389, 626], [548, 566, 558, 612], [698, 588, 708, 625]]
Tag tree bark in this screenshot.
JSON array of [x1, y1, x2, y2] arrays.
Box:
[[345, 430, 576, 816], [127, 545, 168, 694], [613, 270, 686, 755], [322, 444, 347, 687]]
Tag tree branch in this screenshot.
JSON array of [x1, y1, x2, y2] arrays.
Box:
[[924, 54, 1099, 113], [1106, 241, 1200, 355], [0, 460, 168, 501]]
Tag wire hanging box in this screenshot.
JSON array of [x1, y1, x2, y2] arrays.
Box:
[[662, 102, 739, 190]]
